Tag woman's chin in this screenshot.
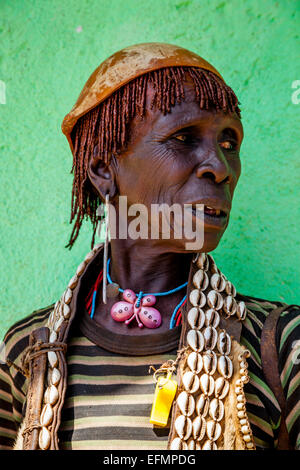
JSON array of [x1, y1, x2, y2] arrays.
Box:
[[200, 229, 226, 253], [156, 231, 224, 255]]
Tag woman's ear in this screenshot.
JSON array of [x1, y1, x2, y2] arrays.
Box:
[[87, 148, 118, 202]]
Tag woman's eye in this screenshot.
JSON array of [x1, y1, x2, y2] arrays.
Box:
[[219, 140, 235, 150], [174, 134, 187, 142]]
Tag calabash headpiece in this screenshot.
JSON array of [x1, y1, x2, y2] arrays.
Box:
[[61, 42, 225, 154]]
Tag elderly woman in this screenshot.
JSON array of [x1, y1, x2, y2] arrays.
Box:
[[0, 43, 299, 451]]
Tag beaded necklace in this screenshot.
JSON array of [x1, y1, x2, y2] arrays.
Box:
[[87, 258, 188, 329]]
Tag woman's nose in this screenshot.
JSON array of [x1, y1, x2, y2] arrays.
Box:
[[195, 145, 232, 184]]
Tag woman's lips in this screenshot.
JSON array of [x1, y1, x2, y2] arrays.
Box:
[[191, 205, 228, 228], [186, 199, 230, 230], [202, 205, 226, 217]]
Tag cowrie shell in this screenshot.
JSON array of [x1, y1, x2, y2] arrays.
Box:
[[206, 420, 221, 441], [44, 385, 59, 405], [182, 371, 200, 394], [207, 253, 216, 269], [51, 367, 61, 386], [187, 307, 205, 330], [241, 374, 250, 384], [200, 374, 214, 396], [218, 355, 233, 379], [204, 309, 220, 328], [187, 330, 204, 352], [192, 416, 206, 441], [40, 403, 53, 427], [49, 331, 57, 343], [193, 253, 200, 263], [39, 427, 51, 450], [174, 415, 192, 441], [243, 434, 252, 443], [202, 439, 217, 450], [193, 269, 209, 291], [93, 242, 103, 252], [210, 273, 226, 292], [64, 288, 72, 305], [54, 316, 64, 333], [217, 330, 232, 355], [84, 250, 94, 262], [203, 326, 218, 350], [170, 438, 188, 450], [53, 303, 60, 317], [237, 301, 247, 321], [48, 351, 58, 368], [196, 253, 209, 271], [63, 303, 71, 319], [68, 275, 78, 290], [189, 289, 206, 308], [203, 350, 217, 375], [225, 281, 236, 297], [223, 296, 237, 316], [214, 377, 229, 400], [196, 394, 210, 417], [53, 302, 60, 315], [187, 351, 203, 374], [209, 398, 224, 422], [207, 290, 223, 310], [177, 391, 195, 417], [76, 261, 86, 276]]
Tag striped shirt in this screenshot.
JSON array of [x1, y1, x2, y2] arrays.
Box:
[[0, 295, 299, 450]]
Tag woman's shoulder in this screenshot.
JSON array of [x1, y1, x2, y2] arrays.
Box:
[[237, 292, 299, 319], [237, 291, 299, 346], [2, 304, 54, 365]]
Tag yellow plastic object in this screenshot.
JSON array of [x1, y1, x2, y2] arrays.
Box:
[[149, 372, 178, 427]]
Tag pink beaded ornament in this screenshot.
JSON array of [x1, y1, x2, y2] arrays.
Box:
[[110, 289, 162, 329]]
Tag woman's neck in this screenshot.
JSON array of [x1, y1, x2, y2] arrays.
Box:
[[90, 239, 195, 336], [109, 238, 193, 294]]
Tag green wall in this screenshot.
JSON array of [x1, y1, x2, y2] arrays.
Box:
[[0, 0, 299, 339]]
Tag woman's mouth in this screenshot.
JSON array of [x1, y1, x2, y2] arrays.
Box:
[[190, 203, 229, 229], [192, 204, 227, 218]]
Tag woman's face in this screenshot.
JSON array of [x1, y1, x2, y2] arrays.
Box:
[[93, 78, 244, 253]]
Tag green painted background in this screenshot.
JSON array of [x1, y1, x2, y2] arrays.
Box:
[[0, 0, 299, 339]]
